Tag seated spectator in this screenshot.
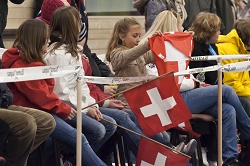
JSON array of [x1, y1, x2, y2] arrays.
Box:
[[44, 6, 117, 153], [37, 0, 116, 96], [0, 74, 55, 166], [68, 0, 117, 95], [188, 12, 222, 165], [216, 19, 250, 118], [106, 10, 250, 165], [188, 12, 220, 85], [2, 19, 107, 166]]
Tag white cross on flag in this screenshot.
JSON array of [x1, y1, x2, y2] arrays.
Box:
[[136, 137, 189, 166], [123, 73, 192, 136], [148, 32, 193, 89]]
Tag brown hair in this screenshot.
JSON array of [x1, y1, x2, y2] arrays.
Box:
[[49, 6, 81, 59], [234, 19, 250, 46], [106, 17, 141, 62], [13, 19, 48, 64], [189, 12, 221, 43]]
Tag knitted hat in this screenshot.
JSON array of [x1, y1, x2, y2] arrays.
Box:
[[37, 0, 65, 25]]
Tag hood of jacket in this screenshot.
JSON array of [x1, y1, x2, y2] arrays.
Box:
[[2, 47, 22, 69], [2, 47, 44, 69], [217, 29, 247, 54]]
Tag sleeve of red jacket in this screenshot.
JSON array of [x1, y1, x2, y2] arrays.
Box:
[[14, 79, 71, 119], [87, 82, 113, 107]]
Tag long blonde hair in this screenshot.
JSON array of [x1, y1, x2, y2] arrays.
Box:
[[140, 10, 180, 43], [106, 17, 141, 62]]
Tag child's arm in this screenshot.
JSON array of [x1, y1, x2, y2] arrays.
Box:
[[143, 50, 155, 64], [110, 40, 150, 71], [14, 79, 71, 119], [45, 50, 98, 113]]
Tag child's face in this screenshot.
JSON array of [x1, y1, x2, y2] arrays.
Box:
[[207, 30, 220, 44], [121, 25, 141, 48]]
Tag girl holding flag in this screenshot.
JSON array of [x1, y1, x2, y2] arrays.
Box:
[[107, 9, 250, 165], [44, 5, 196, 160]]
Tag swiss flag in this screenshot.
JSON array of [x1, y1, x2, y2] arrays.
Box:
[[123, 73, 192, 136], [137, 137, 189, 166], [148, 32, 193, 88]]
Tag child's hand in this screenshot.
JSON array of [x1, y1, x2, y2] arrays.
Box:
[[87, 107, 103, 121], [108, 99, 126, 110], [66, 108, 77, 120], [104, 85, 117, 96], [151, 31, 163, 37], [200, 82, 211, 88]]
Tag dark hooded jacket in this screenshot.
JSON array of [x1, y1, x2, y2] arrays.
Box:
[[0, 61, 13, 109]]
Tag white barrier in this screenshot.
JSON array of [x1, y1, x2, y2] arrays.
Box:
[[0, 60, 249, 84], [0, 65, 80, 83], [190, 54, 250, 61]]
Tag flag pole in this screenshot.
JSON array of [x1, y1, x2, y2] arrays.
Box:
[[217, 58, 222, 166], [101, 118, 191, 159], [77, 78, 82, 166]]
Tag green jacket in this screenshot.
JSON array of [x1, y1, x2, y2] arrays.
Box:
[[0, 0, 24, 34]]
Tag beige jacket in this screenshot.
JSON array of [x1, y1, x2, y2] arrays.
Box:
[[110, 41, 154, 108]]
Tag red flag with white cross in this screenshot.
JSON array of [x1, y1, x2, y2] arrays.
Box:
[[136, 137, 189, 166], [123, 73, 192, 136], [148, 32, 193, 89]]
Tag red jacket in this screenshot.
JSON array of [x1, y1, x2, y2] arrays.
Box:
[[2, 47, 71, 119], [82, 58, 113, 106]]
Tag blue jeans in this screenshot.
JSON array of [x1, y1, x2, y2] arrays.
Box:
[[66, 113, 116, 152], [49, 114, 107, 166], [181, 85, 250, 162], [99, 107, 173, 157]]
